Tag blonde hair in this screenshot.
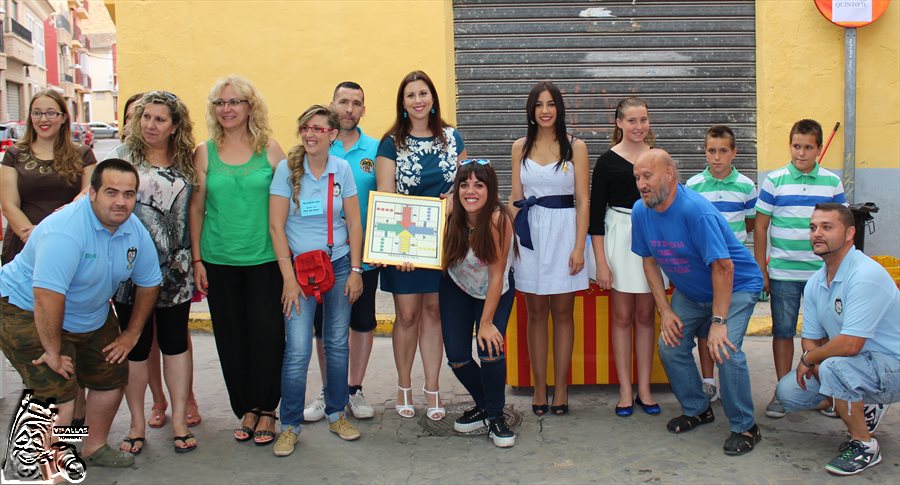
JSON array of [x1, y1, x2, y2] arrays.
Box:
[[16, 89, 84, 185], [286, 105, 339, 210], [206, 75, 272, 154], [124, 91, 197, 184]]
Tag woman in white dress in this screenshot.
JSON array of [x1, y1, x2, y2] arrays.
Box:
[[509, 81, 589, 415]]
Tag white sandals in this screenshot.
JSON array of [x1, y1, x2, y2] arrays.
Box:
[[423, 387, 445, 421], [396, 385, 415, 418]]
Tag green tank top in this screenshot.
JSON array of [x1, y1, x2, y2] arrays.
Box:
[[200, 140, 276, 265]]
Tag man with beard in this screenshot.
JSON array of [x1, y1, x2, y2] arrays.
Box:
[[305, 82, 381, 422], [775, 203, 899, 476], [630, 148, 763, 455], [0, 159, 161, 468]]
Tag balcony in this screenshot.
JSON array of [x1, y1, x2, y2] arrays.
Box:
[[3, 19, 34, 65]]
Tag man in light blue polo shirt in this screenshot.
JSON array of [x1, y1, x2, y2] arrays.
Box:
[[306, 81, 381, 421], [775, 203, 899, 476], [0, 159, 161, 468]]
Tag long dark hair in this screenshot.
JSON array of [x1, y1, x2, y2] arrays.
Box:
[[611, 96, 657, 146], [443, 162, 517, 269], [520, 81, 573, 171], [382, 70, 450, 151]]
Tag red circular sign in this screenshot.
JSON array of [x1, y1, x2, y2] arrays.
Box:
[[815, 0, 891, 28]]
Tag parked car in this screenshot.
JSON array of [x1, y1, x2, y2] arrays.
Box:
[[71, 123, 94, 148], [0, 122, 26, 157], [87, 121, 118, 139]]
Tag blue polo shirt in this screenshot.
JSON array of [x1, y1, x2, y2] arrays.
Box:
[[0, 196, 162, 333], [632, 184, 763, 303], [270, 155, 358, 261], [802, 248, 900, 360]]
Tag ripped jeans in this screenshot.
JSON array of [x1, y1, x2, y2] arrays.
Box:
[[776, 350, 900, 414], [439, 272, 515, 418]]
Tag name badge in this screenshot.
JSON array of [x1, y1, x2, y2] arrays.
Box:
[[300, 199, 324, 216]]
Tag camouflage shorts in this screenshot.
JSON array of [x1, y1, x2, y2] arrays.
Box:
[[0, 297, 127, 403]]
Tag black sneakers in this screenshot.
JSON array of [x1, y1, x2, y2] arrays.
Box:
[[453, 406, 488, 433], [826, 439, 881, 475], [487, 416, 516, 448]]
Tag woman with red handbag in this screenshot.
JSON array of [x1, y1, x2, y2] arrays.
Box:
[[268, 105, 364, 457]]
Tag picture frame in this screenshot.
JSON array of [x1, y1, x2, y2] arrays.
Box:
[[363, 191, 446, 270]]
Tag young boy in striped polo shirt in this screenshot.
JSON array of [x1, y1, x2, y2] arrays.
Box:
[[754, 119, 846, 418], [686, 125, 758, 403]]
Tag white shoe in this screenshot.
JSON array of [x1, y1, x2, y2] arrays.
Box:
[[348, 389, 375, 419], [303, 392, 326, 422]]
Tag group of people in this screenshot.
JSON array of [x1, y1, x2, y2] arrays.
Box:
[[0, 73, 896, 476]]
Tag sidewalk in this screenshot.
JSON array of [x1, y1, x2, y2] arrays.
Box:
[[2, 332, 896, 484]]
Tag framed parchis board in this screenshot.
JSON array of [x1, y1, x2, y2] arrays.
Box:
[[363, 191, 446, 270]]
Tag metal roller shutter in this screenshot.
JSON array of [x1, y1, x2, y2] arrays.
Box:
[[453, 0, 757, 196]]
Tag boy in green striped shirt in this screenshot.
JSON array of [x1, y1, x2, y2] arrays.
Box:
[[754, 119, 846, 418], [686, 125, 758, 403]]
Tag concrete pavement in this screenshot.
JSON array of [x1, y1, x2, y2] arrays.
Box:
[[2, 332, 897, 484]]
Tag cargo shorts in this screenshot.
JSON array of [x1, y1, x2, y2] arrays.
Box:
[[0, 297, 128, 403]]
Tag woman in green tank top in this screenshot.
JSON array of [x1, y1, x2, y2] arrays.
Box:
[[189, 75, 287, 446]]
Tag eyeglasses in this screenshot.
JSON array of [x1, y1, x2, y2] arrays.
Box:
[[147, 91, 178, 101], [30, 110, 63, 120], [299, 125, 335, 134], [212, 98, 249, 108], [460, 159, 490, 166]]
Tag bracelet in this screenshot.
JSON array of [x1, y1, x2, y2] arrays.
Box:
[[191, 259, 202, 265]]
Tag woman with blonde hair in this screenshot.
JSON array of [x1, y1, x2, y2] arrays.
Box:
[[269, 105, 364, 457], [190, 75, 286, 446], [107, 90, 198, 454], [0, 89, 96, 265]]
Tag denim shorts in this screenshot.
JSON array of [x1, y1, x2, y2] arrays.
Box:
[[770, 279, 805, 338]]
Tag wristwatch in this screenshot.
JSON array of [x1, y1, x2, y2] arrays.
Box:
[[711, 315, 726, 327], [350, 266, 364, 274]]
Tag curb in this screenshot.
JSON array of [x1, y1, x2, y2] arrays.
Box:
[[189, 313, 788, 338]]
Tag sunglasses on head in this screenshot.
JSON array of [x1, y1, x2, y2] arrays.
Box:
[[460, 159, 490, 166]]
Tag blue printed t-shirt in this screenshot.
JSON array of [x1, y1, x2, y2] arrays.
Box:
[[377, 126, 465, 197], [802, 248, 900, 361], [270, 155, 358, 261], [631, 184, 762, 303], [0, 196, 162, 333], [331, 128, 377, 270]]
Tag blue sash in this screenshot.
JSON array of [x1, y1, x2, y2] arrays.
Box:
[[512, 195, 575, 250]]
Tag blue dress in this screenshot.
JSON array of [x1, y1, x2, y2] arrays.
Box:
[[377, 127, 465, 294]]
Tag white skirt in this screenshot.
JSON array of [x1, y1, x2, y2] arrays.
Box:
[[603, 207, 667, 294]]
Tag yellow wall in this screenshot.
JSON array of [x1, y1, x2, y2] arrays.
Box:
[[114, 0, 456, 149], [757, 1, 900, 171]]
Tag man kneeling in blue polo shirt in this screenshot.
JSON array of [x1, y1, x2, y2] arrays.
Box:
[[775, 203, 900, 476], [0, 159, 161, 468]]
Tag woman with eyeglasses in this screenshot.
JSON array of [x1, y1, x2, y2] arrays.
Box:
[[440, 158, 518, 447], [0, 89, 96, 265], [269, 105, 364, 457], [375, 70, 467, 421], [190, 75, 286, 446], [105, 91, 198, 454], [509, 81, 589, 416]]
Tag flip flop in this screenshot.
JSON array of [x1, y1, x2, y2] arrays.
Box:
[[120, 436, 145, 456], [174, 433, 197, 453]]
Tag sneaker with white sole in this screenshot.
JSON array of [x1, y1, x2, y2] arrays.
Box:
[[864, 403, 890, 434], [765, 396, 786, 418], [454, 406, 488, 433], [303, 392, 326, 422], [703, 382, 719, 403], [825, 438, 881, 475], [487, 416, 515, 448], [273, 427, 298, 457], [348, 389, 375, 419], [329, 415, 361, 441]]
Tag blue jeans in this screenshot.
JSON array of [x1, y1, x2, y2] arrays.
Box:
[[439, 272, 515, 418], [659, 290, 758, 432], [770, 279, 804, 338], [280, 255, 352, 432], [776, 351, 900, 413]]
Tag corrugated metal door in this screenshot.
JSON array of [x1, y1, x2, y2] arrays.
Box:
[[453, 0, 756, 195], [6, 82, 22, 122]]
